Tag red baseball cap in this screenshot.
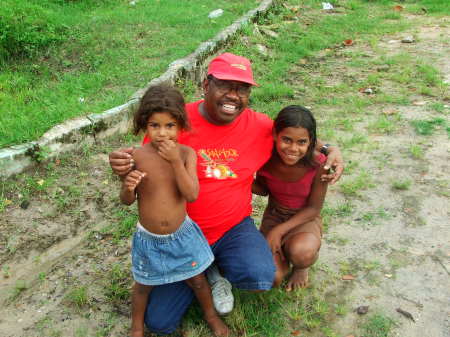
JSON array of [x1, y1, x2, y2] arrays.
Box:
[[207, 53, 258, 86]]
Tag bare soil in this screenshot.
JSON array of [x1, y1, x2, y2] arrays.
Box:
[[0, 15, 449, 337]]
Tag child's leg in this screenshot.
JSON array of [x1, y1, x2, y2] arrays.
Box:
[[283, 232, 321, 290], [185, 273, 229, 337], [272, 251, 290, 288], [131, 282, 153, 337]]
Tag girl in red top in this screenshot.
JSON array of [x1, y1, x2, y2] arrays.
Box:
[[252, 105, 328, 291]]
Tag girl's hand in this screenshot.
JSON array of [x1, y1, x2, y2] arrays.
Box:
[[322, 145, 344, 184], [266, 228, 285, 260], [109, 147, 135, 176], [158, 140, 182, 163], [124, 170, 146, 191]]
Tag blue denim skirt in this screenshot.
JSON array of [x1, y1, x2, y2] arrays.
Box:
[[131, 216, 214, 286]]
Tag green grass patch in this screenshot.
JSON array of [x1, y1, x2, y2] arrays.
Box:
[[64, 286, 91, 309], [392, 179, 412, 190], [409, 144, 425, 159], [0, 0, 259, 147], [360, 313, 396, 337], [410, 117, 446, 135]]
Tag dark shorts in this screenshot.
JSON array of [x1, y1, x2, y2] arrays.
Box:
[[260, 198, 323, 244]]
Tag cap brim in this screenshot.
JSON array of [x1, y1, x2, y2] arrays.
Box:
[[211, 72, 258, 87]]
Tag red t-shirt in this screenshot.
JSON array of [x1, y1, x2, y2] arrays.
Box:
[[143, 100, 273, 244]]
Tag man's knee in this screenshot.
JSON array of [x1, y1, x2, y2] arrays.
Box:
[[231, 258, 275, 290]]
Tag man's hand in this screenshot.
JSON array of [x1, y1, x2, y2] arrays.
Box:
[[321, 145, 344, 185], [266, 228, 285, 260], [109, 147, 134, 176], [157, 140, 181, 163], [123, 170, 146, 191]]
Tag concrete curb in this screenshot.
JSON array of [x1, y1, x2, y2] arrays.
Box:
[[1, 0, 275, 178]]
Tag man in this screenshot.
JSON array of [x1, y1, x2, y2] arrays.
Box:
[[109, 53, 344, 334]]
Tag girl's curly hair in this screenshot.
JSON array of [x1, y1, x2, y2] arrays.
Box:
[[133, 84, 188, 135]]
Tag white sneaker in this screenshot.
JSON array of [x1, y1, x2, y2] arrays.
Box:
[[207, 265, 234, 315]]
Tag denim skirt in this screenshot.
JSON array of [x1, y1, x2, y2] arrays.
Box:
[[131, 216, 214, 286]]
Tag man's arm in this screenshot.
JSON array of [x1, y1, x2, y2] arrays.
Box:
[[252, 174, 269, 196], [315, 140, 344, 185]]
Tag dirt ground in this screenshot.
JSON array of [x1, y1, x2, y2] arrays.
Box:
[[0, 14, 449, 337]]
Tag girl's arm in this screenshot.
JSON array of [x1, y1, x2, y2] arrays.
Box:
[[265, 166, 328, 255], [158, 141, 199, 202], [172, 147, 199, 202], [120, 170, 146, 205], [252, 174, 269, 196]]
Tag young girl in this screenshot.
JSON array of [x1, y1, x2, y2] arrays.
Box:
[[120, 84, 229, 337], [252, 105, 328, 291]]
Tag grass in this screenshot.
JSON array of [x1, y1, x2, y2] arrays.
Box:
[[0, 0, 260, 147], [64, 286, 91, 309], [104, 263, 131, 304], [392, 179, 412, 190], [409, 144, 425, 159], [410, 117, 447, 135], [360, 313, 396, 337], [340, 171, 374, 197]]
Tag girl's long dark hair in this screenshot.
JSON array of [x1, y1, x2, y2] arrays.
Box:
[[273, 105, 318, 167]]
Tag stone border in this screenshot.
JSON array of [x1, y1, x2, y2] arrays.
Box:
[[0, 0, 275, 178]]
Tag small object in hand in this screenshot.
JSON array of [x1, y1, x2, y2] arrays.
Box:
[[396, 308, 415, 322], [20, 200, 30, 209], [356, 305, 369, 315]]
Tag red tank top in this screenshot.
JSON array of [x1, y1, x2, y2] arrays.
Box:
[[258, 153, 326, 209]]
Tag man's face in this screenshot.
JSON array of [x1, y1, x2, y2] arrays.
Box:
[[202, 76, 251, 125]]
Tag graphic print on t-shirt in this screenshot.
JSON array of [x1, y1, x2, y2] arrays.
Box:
[[198, 149, 238, 180]]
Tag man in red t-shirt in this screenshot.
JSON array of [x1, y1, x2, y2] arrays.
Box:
[[110, 53, 344, 334]]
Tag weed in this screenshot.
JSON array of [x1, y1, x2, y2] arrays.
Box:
[[368, 115, 397, 134], [104, 263, 130, 304], [410, 117, 446, 135], [74, 326, 89, 337], [2, 265, 11, 278], [340, 171, 374, 197], [334, 303, 348, 316], [10, 280, 28, 301], [430, 102, 447, 113], [392, 179, 412, 190], [360, 313, 396, 337], [340, 133, 368, 148], [111, 208, 138, 242], [409, 144, 424, 159], [326, 234, 349, 246], [64, 286, 91, 309], [38, 272, 46, 281], [360, 208, 391, 225]]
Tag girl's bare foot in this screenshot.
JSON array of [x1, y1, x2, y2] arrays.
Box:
[[204, 314, 230, 336], [286, 267, 309, 291]]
